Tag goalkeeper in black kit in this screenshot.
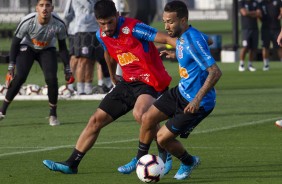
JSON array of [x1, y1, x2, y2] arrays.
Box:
[[0, 0, 74, 126]]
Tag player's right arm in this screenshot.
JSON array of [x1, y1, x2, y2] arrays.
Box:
[[104, 50, 119, 85], [6, 30, 24, 87], [96, 31, 120, 84]]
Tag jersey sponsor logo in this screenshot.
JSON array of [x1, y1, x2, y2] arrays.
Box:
[[31, 39, 49, 47], [117, 52, 139, 66], [122, 26, 130, 34], [179, 65, 188, 78]]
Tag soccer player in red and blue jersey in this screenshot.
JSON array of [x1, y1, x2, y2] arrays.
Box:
[[43, 0, 176, 174]]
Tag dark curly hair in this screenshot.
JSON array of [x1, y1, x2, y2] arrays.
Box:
[[94, 0, 117, 19], [164, 0, 189, 19]]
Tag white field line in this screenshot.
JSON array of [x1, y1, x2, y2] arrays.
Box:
[[0, 117, 280, 158]]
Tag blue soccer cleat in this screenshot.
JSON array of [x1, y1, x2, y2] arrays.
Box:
[[43, 160, 78, 174], [164, 153, 173, 175], [173, 156, 200, 180], [117, 157, 137, 174]]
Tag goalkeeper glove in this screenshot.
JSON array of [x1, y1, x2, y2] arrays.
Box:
[[64, 65, 75, 84], [6, 63, 15, 88]]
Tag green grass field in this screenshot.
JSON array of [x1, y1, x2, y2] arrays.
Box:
[[0, 61, 282, 184]]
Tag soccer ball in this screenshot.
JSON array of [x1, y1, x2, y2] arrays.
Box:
[[58, 84, 74, 97], [136, 154, 165, 183], [18, 86, 26, 95], [0, 84, 8, 95], [40, 85, 48, 95], [26, 84, 41, 95]]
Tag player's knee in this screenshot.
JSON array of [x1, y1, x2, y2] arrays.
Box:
[[133, 110, 143, 124], [141, 112, 154, 129], [156, 131, 168, 149], [87, 115, 103, 133]]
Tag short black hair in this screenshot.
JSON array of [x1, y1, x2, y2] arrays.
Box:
[[164, 0, 189, 19], [94, 0, 117, 19], [37, 0, 53, 3]]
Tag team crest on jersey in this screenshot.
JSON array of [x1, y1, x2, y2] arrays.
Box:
[[122, 26, 130, 34], [101, 32, 106, 37]]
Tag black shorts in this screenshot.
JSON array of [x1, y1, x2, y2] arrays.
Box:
[[99, 81, 161, 120], [261, 29, 280, 49], [73, 32, 100, 60], [241, 29, 258, 49], [154, 86, 213, 138]]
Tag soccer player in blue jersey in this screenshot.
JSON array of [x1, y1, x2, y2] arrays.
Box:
[[0, 0, 73, 126], [122, 1, 222, 180]]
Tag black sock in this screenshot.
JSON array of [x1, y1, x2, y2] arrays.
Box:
[[1, 101, 10, 115], [156, 141, 167, 163], [65, 148, 85, 168], [136, 141, 151, 160], [49, 104, 57, 117], [177, 151, 193, 165]]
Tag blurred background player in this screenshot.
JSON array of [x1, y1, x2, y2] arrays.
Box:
[[0, 0, 73, 126], [258, 0, 282, 71], [63, 0, 112, 95], [238, 0, 259, 72], [275, 28, 282, 128]]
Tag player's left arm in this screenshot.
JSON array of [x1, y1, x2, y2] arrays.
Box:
[[58, 39, 70, 69], [184, 34, 222, 114], [133, 23, 176, 47], [184, 63, 222, 114], [154, 32, 176, 48], [58, 39, 74, 83]]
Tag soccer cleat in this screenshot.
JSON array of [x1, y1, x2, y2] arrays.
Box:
[[0, 112, 5, 121], [49, 116, 60, 126], [275, 120, 282, 128], [263, 65, 269, 71], [164, 153, 173, 175], [238, 64, 245, 72], [248, 65, 256, 72], [174, 156, 200, 180], [43, 160, 77, 174], [117, 157, 137, 174]]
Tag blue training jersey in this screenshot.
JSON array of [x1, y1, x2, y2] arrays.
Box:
[[177, 25, 216, 111]]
